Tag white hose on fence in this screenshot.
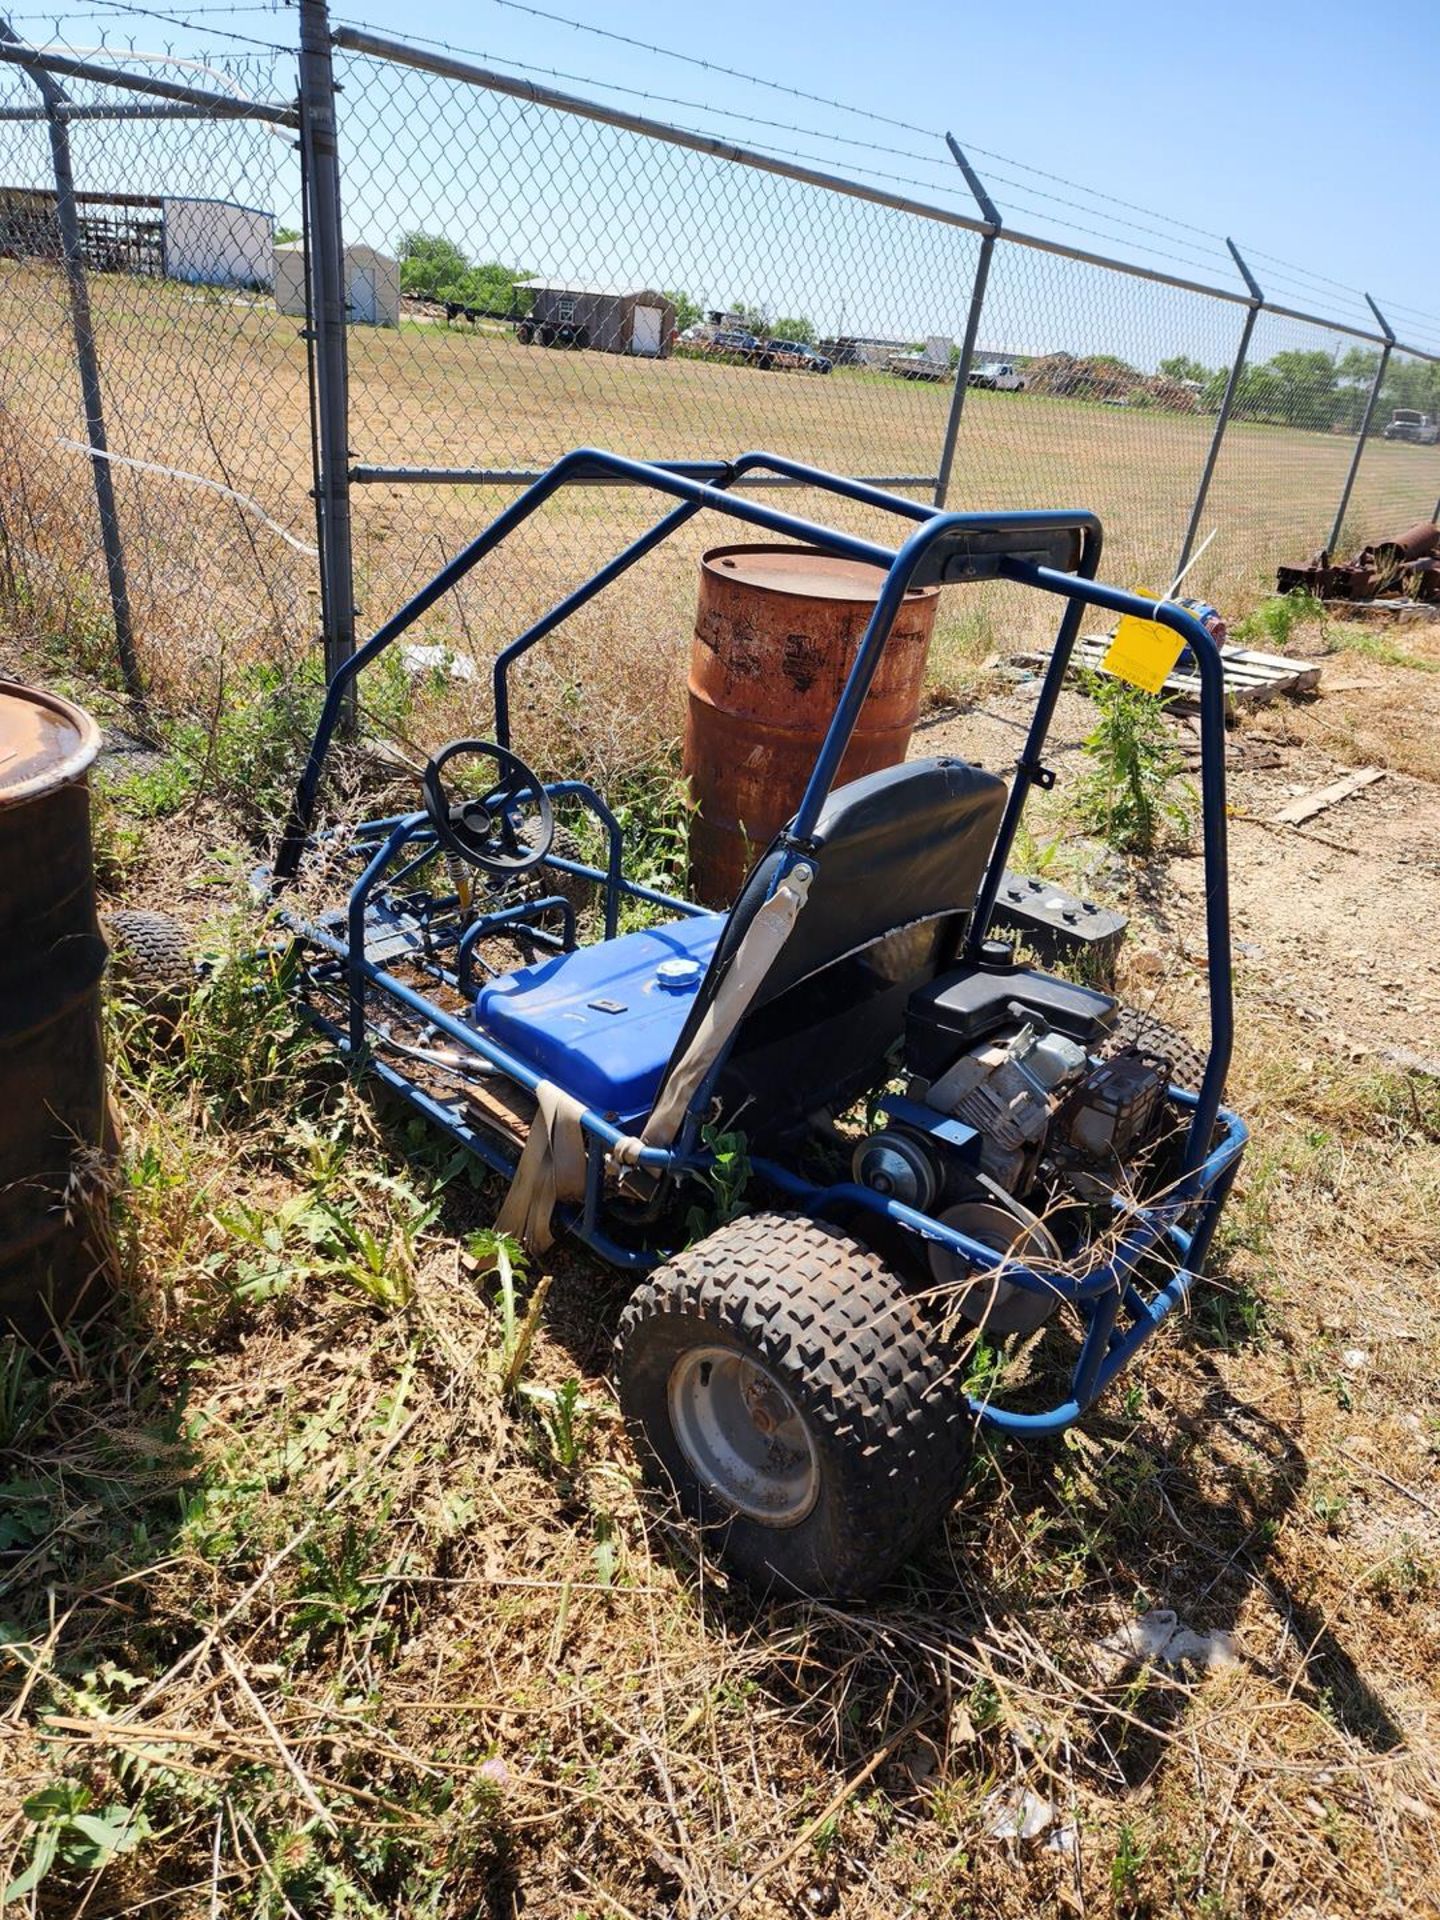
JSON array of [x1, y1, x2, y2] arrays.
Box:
[[55, 438, 319, 556]]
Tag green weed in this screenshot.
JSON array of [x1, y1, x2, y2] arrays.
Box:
[[319, 1177, 438, 1312], [927, 606, 1002, 704], [468, 1228, 551, 1395], [1110, 1820, 1149, 1905], [289, 1515, 392, 1652], [686, 1124, 752, 1240], [180, 922, 318, 1122], [1075, 672, 1193, 855], [90, 786, 148, 890], [1354, 1067, 1440, 1144], [1328, 624, 1439, 674], [606, 767, 697, 924], [521, 1377, 597, 1481], [1232, 587, 1324, 649], [209, 1191, 337, 1305], [0, 1339, 45, 1449], [4, 1782, 149, 1904], [1195, 1275, 1271, 1352], [106, 751, 197, 820], [164, 655, 326, 831]]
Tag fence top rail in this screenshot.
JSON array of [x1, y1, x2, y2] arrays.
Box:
[[0, 99, 293, 122], [0, 40, 298, 125], [332, 22, 1440, 367]]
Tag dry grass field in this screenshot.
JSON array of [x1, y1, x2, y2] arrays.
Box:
[[3, 258, 1440, 1920], [3, 591, 1439, 1919], [3, 260, 1438, 718]]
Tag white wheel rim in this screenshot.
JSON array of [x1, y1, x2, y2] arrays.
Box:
[[667, 1346, 819, 1526]]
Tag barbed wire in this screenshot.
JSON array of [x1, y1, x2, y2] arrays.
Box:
[[3, 4, 288, 18], [18, 0, 297, 52], [13, 0, 1438, 342], [320, 22, 1241, 282], [339, 1, 1241, 260]]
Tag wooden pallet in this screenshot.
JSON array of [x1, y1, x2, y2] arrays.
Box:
[[1320, 597, 1440, 622], [1074, 635, 1321, 705]]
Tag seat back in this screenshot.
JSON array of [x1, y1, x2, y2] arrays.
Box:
[[657, 756, 1007, 1142]]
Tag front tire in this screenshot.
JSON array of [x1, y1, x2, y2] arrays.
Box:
[[104, 908, 191, 1022], [616, 1212, 971, 1598], [504, 821, 594, 958]]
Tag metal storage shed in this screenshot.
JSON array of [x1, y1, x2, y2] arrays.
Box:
[[273, 241, 400, 327], [162, 198, 272, 289], [0, 189, 269, 286], [514, 280, 674, 356]]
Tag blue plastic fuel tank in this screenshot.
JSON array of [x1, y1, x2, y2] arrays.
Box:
[[474, 915, 724, 1121]]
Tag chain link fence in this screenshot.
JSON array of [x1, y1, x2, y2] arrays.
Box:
[[1, 1, 1438, 722], [0, 34, 311, 709]]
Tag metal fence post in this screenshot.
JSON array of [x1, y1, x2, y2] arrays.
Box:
[[0, 18, 143, 703], [933, 135, 999, 509], [297, 0, 356, 704], [1176, 239, 1263, 579], [1327, 296, 1394, 557]]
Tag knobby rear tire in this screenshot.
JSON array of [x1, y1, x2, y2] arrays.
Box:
[[616, 1211, 972, 1598], [1104, 1003, 1209, 1095]]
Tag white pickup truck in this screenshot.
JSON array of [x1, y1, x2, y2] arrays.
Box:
[[1382, 409, 1440, 445], [968, 360, 1026, 391]]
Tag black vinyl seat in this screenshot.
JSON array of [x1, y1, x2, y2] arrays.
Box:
[[656, 756, 1008, 1140]]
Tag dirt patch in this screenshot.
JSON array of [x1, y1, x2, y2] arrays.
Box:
[[917, 617, 1440, 1064]]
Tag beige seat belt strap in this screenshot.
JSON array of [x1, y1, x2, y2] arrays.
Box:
[[633, 861, 813, 1151], [495, 1077, 589, 1254]]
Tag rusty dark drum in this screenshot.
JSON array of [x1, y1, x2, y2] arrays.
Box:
[[683, 546, 939, 904], [0, 681, 109, 1338]]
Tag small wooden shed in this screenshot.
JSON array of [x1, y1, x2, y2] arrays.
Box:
[[514, 280, 674, 356]]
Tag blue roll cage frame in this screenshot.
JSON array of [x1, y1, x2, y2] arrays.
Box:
[[273, 448, 1248, 1437]]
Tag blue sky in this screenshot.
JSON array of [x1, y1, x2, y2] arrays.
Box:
[[316, 0, 1440, 349], [5, 0, 1438, 361]]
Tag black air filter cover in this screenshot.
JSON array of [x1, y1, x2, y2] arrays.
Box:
[[906, 963, 1118, 1080]]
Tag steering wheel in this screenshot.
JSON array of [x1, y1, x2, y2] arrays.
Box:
[[421, 738, 553, 877]]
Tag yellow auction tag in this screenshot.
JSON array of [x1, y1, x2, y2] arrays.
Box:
[[1100, 608, 1184, 694]]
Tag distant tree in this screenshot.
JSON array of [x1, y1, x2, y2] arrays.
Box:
[[728, 301, 769, 334], [398, 231, 471, 300], [770, 314, 817, 345], [1381, 357, 1440, 418], [463, 260, 530, 314], [1333, 347, 1382, 432], [664, 289, 703, 331], [1159, 354, 1211, 386], [1338, 347, 1380, 386], [1228, 362, 1285, 422], [275, 225, 302, 245], [1266, 349, 1341, 429], [1201, 366, 1231, 411]]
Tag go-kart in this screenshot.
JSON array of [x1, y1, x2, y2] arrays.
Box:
[[268, 449, 1247, 1597]]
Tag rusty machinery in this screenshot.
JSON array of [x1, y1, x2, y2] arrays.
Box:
[[1277, 520, 1440, 605]]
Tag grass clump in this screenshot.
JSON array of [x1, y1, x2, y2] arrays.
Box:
[[1327, 623, 1440, 675]]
